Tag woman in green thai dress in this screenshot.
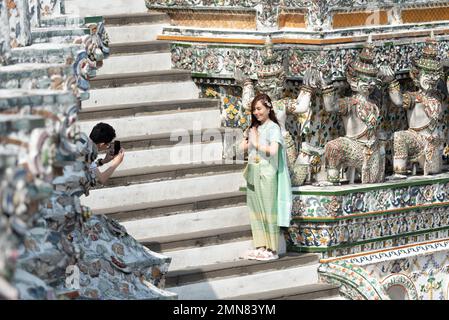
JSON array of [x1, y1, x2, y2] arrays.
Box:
[[241, 93, 292, 261]]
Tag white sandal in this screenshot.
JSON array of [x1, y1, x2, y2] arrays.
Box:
[[255, 250, 279, 261], [246, 248, 265, 260]]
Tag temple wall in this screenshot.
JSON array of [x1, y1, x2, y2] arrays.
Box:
[[150, 0, 449, 300], [0, 3, 175, 299], [145, 0, 449, 31], [166, 36, 449, 175], [144, 1, 449, 127]]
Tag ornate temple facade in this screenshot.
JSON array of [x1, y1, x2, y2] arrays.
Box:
[[145, 0, 449, 300], [1, 0, 449, 300], [0, 0, 174, 299]]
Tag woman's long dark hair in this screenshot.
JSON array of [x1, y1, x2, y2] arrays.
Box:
[[249, 93, 280, 129]]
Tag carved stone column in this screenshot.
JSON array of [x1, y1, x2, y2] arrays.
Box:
[[0, 0, 11, 64], [28, 0, 40, 27], [39, 0, 64, 18], [8, 0, 32, 47]]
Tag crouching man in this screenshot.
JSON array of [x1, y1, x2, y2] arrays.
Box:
[[89, 122, 125, 185]]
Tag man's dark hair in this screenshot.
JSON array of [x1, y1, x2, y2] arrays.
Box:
[[89, 122, 116, 144]]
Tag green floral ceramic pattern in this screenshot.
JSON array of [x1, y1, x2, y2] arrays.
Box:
[[320, 240, 449, 300], [293, 179, 449, 218]]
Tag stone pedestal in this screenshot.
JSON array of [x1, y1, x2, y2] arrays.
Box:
[[289, 173, 449, 258], [287, 173, 449, 300]]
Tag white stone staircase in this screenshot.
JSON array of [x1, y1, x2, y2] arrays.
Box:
[[65, 0, 149, 16], [74, 2, 342, 300]]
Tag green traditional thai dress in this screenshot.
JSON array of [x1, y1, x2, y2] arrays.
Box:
[[244, 120, 292, 252]]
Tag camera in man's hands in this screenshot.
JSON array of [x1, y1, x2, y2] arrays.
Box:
[[113, 140, 121, 155]]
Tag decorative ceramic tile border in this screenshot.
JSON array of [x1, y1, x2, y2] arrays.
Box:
[[147, 0, 449, 31], [319, 238, 449, 299], [169, 37, 449, 79], [289, 217, 449, 252], [321, 238, 449, 264], [292, 173, 449, 218], [318, 260, 389, 300], [146, 0, 447, 9]]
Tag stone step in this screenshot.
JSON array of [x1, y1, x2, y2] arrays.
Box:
[[80, 171, 245, 215], [96, 141, 224, 178], [78, 99, 220, 121], [11, 43, 80, 64], [65, 0, 148, 16], [82, 81, 200, 110], [32, 27, 89, 43], [38, 16, 79, 27], [0, 63, 71, 89], [144, 226, 251, 254], [102, 163, 245, 188], [169, 260, 320, 300], [109, 195, 247, 225], [106, 23, 168, 44], [39, 16, 100, 28], [0, 114, 46, 132], [166, 253, 319, 288], [116, 127, 240, 152], [97, 52, 172, 75], [78, 108, 221, 141], [233, 283, 341, 300], [0, 89, 76, 109], [164, 239, 254, 272], [122, 205, 250, 244], [314, 295, 347, 300], [109, 41, 170, 56], [104, 13, 169, 26], [90, 70, 192, 89]]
